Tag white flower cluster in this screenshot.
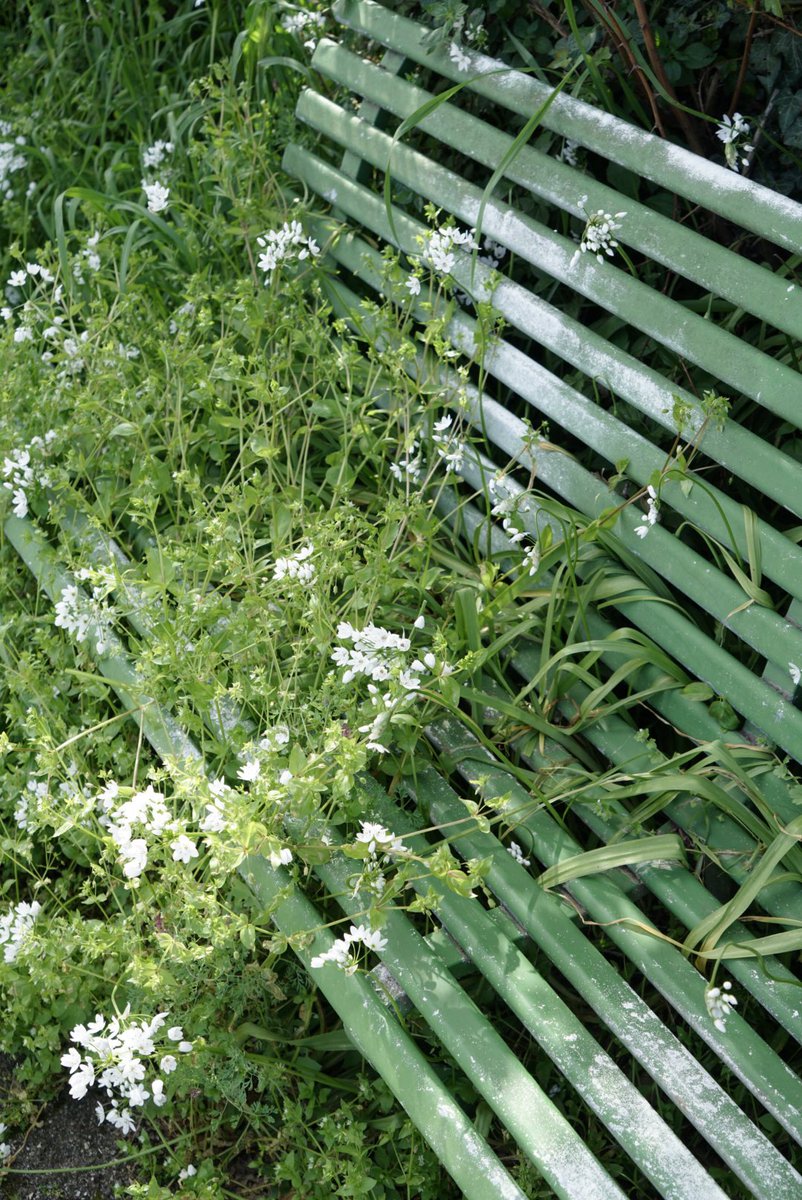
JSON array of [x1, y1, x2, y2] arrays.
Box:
[[281, 9, 326, 50], [1, 261, 92, 370], [7, 260, 55, 290], [2, 429, 55, 518], [256, 220, 320, 281], [14, 770, 92, 834], [356, 821, 403, 856], [704, 979, 737, 1032], [0, 121, 27, 201], [199, 776, 232, 834], [449, 42, 472, 72], [352, 821, 404, 897], [142, 179, 170, 214], [61, 1007, 193, 1135], [432, 413, 465, 474], [0, 1120, 10, 1160], [142, 139, 174, 170], [54, 571, 115, 656], [389, 438, 423, 485], [571, 199, 626, 266], [97, 781, 198, 879], [168, 300, 196, 334], [559, 139, 579, 167], [422, 223, 478, 276], [273, 543, 315, 583], [333, 615, 449, 753], [507, 841, 531, 867], [332, 620, 421, 688], [716, 113, 753, 173], [0, 899, 41, 963], [310, 922, 388, 974], [492, 495, 526, 544], [634, 484, 660, 539], [72, 231, 101, 284]]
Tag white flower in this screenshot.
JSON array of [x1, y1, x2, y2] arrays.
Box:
[[237, 759, 261, 782], [422, 223, 478, 276], [120, 837, 148, 879], [178, 1040, 193, 1053], [790, 663, 801, 687], [716, 113, 753, 173], [507, 841, 531, 868], [170, 835, 199, 864], [273, 543, 316, 583], [11, 486, 27, 517], [405, 274, 421, 296], [200, 803, 227, 833], [179, 1164, 197, 1181], [142, 179, 170, 214], [268, 846, 293, 867], [449, 41, 471, 72], [160, 1054, 177, 1074], [356, 821, 403, 856], [634, 484, 660, 539], [572, 204, 626, 266], [705, 980, 737, 1032], [310, 923, 388, 972], [256, 220, 320, 281], [142, 139, 174, 170], [167, 1026, 184, 1041], [0, 899, 42, 962], [151, 1078, 167, 1106]]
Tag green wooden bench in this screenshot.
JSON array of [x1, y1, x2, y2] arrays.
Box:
[[6, 2, 802, 1196]]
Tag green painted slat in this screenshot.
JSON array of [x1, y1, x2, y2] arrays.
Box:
[[425, 724, 802, 1146], [294, 87, 802, 431], [331, 0, 802, 254], [312, 39, 802, 341], [307, 872, 630, 1199], [406, 764, 802, 1198], [360, 789, 732, 1200]]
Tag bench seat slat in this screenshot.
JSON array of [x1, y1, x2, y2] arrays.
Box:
[[331, 0, 802, 254], [424, 729, 802, 1144], [361, 787, 733, 1200], [309, 858, 630, 1200], [403, 763, 802, 1198]]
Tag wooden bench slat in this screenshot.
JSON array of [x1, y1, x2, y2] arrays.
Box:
[[331, 0, 802, 254], [295, 84, 802, 434], [313, 39, 802, 342]]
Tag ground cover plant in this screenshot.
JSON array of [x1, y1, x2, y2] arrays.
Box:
[[1, 1, 801, 1198]]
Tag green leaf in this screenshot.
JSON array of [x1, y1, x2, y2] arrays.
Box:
[[538, 835, 685, 890]]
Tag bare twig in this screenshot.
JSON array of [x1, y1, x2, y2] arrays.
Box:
[[730, 6, 759, 115], [631, 0, 707, 155], [586, 0, 667, 136]]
